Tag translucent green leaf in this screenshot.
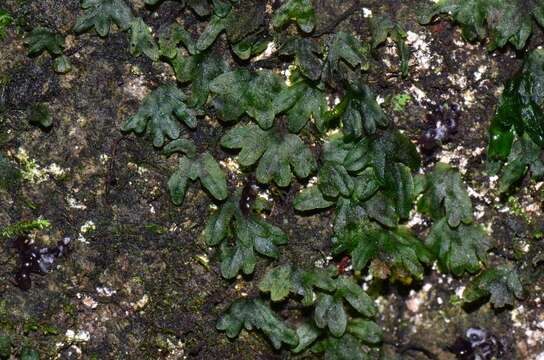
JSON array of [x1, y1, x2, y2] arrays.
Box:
[[169, 49, 228, 108], [336, 276, 377, 318], [24, 27, 64, 57], [293, 186, 335, 212], [318, 162, 354, 198], [166, 151, 227, 205], [292, 322, 320, 353], [272, 0, 315, 33], [198, 152, 228, 201], [221, 124, 316, 187], [158, 23, 196, 58], [210, 69, 289, 128], [259, 264, 293, 302], [129, 17, 159, 61], [425, 218, 490, 276], [333, 222, 432, 280], [162, 138, 197, 158], [343, 128, 420, 182], [203, 190, 288, 278], [217, 298, 298, 350], [121, 84, 197, 148], [73, 0, 134, 37], [20, 347, 39, 360], [418, 163, 473, 227], [464, 265, 524, 307], [167, 156, 195, 205]]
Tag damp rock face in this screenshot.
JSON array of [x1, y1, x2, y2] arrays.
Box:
[[0, 0, 544, 359]]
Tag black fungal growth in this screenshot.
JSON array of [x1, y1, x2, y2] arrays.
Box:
[[418, 103, 460, 153], [448, 328, 503, 360], [13, 235, 71, 290]]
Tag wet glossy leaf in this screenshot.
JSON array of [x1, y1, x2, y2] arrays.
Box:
[[426, 218, 490, 276], [333, 222, 433, 280], [418, 162, 473, 227], [121, 84, 197, 147], [272, 0, 315, 33], [491, 50, 544, 148], [217, 298, 298, 350], [203, 190, 288, 278], [420, 0, 542, 50], [464, 265, 524, 307], [24, 27, 64, 57], [73, 0, 134, 37], [498, 133, 544, 193], [129, 17, 159, 61], [221, 124, 316, 187]]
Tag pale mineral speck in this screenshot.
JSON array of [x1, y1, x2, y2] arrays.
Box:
[[96, 286, 116, 297]]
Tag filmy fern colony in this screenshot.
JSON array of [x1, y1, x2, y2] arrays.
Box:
[[6, 0, 544, 357]]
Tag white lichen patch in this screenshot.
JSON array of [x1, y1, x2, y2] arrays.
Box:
[[78, 220, 96, 244], [65, 329, 91, 342], [13, 148, 69, 183], [96, 286, 116, 297], [66, 195, 87, 210], [406, 31, 442, 73], [362, 7, 372, 18], [314, 255, 333, 268]]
